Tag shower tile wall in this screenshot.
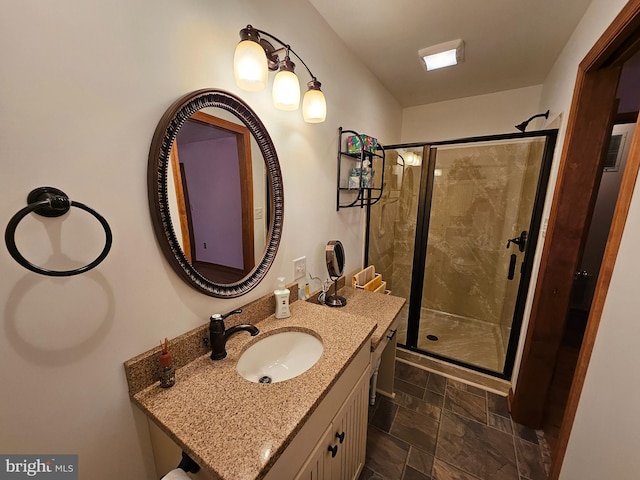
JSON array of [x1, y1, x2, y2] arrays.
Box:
[[370, 141, 544, 373], [368, 151, 420, 302]]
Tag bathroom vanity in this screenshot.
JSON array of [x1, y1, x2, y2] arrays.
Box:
[[124, 288, 405, 480]]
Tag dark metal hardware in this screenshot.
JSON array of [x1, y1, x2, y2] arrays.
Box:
[[209, 309, 259, 360], [386, 329, 397, 340], [336, 431, 345, 444], [506, 230, 527, 252], [508, 254, 517, 280], [176, 451, 200, 473], [337, 127, 387, 211], [327, 445, 338, 458], [515, 110, 550, 133], [5, 187, 112, 277]]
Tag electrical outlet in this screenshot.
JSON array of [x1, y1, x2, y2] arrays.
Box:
[[293, 256, 307, 280]]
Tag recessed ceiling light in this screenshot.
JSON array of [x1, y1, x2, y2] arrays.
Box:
[[418, 39, 464, 71]]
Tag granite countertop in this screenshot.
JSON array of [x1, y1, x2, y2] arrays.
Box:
[[127, 288, 406, 480], [333, 287, 405, 350]]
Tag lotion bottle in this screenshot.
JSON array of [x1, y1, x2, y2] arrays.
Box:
[[274, 277, 291, 319]]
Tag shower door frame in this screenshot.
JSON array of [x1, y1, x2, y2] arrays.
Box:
[[387, 129, 558, 379]]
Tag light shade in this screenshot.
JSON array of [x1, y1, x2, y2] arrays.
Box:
[[234, 39, 268, 92], [272, 68, 300, 111], [404, 151, 422, 166], [419, 39, 464, 71], [302, 81, 326, 123]]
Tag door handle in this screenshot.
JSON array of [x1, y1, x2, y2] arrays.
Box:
[[506, 230, 527, 252], [508, 254, 517, 280]]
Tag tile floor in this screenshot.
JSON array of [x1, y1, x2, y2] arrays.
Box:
[[359, 360, 549, 480]]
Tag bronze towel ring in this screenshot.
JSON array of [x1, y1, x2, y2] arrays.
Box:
[[5, 187, 112, 277]]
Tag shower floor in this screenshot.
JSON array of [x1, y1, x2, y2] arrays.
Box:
[[396, 307, 507, 373]]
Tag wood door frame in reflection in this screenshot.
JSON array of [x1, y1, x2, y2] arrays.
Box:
[[172, 111, 255, 282]]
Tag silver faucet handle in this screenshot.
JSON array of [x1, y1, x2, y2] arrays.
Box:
[[221, 309, 242, 320], [209, 309, 242, 332]]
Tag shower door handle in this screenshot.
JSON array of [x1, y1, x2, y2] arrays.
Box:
[[506, 230, 527, 252], [507, 254, 517, 280]]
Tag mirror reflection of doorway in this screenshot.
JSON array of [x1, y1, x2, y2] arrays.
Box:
[[369, 130, 557, 378], [172, 111, 254, 283]]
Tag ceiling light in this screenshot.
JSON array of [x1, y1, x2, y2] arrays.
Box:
[[233, 25, 326, 123], [419, 39, 464, 71]]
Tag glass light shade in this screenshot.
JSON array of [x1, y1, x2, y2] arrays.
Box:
[[302, 88, 327, 123], [423, 49, 458, 71], [404, 151, 422, 166], [233, 40, 268, 92], [272, 70, 300, 111]]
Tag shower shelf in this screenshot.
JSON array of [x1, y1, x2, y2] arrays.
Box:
[[336, 127, 386, 211]]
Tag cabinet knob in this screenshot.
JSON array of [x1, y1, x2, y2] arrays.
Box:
[[327, 445, 338, 458], [386, 329, 397, 340], [335, 431, 345, 444]]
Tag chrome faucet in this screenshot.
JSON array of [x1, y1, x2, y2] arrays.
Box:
[[209, 309, 259, 360]]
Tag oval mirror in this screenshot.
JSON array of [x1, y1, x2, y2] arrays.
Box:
[[148, 89, 283, 298], [326, 240, 345, 279], [325, 240, 346, 307]]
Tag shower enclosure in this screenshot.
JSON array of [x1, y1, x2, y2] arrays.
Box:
[[368, 130, 557, 378]]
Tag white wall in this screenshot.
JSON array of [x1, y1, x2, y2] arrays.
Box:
[[401, 85, 543, 143], [560, 137, 640, 480], [0, 1, 401, 479]]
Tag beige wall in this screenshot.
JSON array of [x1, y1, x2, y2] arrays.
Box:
[[401, 85, 543, 143], [0, 1, 401, 478]]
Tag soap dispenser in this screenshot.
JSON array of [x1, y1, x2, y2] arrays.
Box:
[[274, 277, 291, 319]]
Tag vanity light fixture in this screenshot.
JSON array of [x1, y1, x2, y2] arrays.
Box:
[[419, 39, 464, 71], [233, 25, 327, 123]]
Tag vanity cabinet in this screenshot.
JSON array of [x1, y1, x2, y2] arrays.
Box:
[[264, 340, 370, 480], [148, 339, 371, 480], [294, 369, 368, 480], [370, 315, 400, 403]]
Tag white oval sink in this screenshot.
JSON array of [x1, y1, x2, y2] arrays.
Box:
[[236, 331, 323, 384]]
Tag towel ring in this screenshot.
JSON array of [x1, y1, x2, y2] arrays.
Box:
[[5, 187, 113, 277]]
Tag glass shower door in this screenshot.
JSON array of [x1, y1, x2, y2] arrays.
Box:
[[406, 134, 555, 377]]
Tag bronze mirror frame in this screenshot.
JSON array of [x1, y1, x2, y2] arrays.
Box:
[[148, 89, 283, 298]]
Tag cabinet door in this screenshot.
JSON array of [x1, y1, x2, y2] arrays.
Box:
[[328, 369, 369, 480], [294, 425, 333, 480]]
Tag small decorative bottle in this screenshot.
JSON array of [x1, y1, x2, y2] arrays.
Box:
[[158, 337, 175, 388]]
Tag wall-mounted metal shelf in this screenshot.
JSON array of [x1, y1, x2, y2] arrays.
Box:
[[336, 127, 386, 211]]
